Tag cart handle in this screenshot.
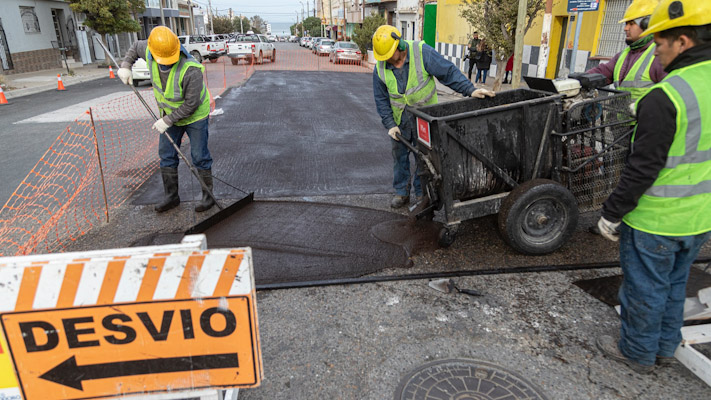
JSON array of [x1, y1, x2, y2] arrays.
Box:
[[394, 133, 441, 183]]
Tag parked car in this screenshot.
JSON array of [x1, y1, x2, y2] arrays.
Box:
[[178, 35, 209, 63], [131, 58, 150, 86], [329, 41, 362, 64], [300, 37, 310, 47], [205, 34, 228, 62], [311, 38, 325, 52], [314, 40, 334, 56], [226, 34, 276, 65]]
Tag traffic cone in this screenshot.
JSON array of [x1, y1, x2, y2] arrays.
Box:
[[108, 66, 116, 79], [0, 86, 7, 105], [57, 74, 65, 91]]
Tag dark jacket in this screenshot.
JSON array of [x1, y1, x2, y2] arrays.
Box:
[[602, 42, 711, 222], [476, 49, 492, 70]]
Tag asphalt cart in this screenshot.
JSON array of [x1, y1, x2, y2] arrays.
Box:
[[405, 74, 635, 254]]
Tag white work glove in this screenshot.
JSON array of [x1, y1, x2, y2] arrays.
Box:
[[471, 88, 496, 99], [117, 67, 133, 86], [152, 117, 171, 134], [388, 126, 401, 141], [597, 217, 621, 242]]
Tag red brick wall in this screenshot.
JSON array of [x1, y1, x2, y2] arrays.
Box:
[[4, 48, 62, 74]]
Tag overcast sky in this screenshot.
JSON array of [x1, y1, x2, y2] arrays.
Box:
[[190, 0, 320, 24]]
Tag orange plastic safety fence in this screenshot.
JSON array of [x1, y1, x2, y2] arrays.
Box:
[[0, 91, 159, 256]]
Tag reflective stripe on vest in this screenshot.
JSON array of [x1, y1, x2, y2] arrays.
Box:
[[146, 48, 210, 126], [622, 60, 711, 236], [376, 41, 438, 125], [613, 43, 656, 100]]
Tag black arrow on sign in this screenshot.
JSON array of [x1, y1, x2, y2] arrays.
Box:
[[39, 353, 239, 390]]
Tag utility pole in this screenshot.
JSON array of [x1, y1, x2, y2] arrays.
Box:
[[240, 14, 243, 33], [159, 0, 166, 26], [314, 0, 316, 17], [342, 0, 347, 40], [207, 0, 215, 34], [512, 0, 527, 89]]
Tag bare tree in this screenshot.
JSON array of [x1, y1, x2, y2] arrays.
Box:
[[460, 0, 544, 91]]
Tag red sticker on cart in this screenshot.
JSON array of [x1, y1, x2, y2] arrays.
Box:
[[417, 118, 431, 148]]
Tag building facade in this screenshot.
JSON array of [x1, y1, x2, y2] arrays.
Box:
[[0, 0, 75, 74]]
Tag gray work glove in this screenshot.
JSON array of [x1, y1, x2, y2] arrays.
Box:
[[471, 88, 495, 99], [597, 217, 621, 242], [388, 126, 401, 141], [117, 67, 133, 85]]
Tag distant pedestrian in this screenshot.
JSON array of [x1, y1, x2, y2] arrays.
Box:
[[466, 33, 481, 80], [504, 55, 514, 84], [475, 42, 492, 84]]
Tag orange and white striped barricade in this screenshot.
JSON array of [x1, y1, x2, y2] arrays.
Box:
[[0, 234, 261, 400]]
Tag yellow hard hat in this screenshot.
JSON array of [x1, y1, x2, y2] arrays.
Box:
[[148, 26, 180, 65], [642, 0, 711, 36], [619, 0, 660, 23], [372, 25, 402, 62]]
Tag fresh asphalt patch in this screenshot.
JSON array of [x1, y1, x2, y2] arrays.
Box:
[[131, 70, 393, 205], [133, 201, 444, 285]]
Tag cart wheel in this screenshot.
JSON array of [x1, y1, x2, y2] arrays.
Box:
[[498, 179, 578, 255], [438, 228, 456, 248]]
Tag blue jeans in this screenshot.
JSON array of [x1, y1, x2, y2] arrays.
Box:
[[391, 120, 422, 197], [159, 117, 213, 170], [475, 69, 489, 83], [618, 223, 711, 365]]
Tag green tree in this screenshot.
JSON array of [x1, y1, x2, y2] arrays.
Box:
[[302, 17, 321, 37], [233, 16, 251, 34], [353, 13, 386, 59], [69, 0, 144, 35], [250, 16, 265, 34], [209, 16, 233, 34], [460, 0, 544, 90]]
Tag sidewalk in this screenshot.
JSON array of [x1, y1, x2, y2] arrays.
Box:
[[1, 64, 110, 99]]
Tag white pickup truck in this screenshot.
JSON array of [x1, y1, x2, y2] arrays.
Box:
[[178, 35, 225, 63], [226, 34, 275, 65]]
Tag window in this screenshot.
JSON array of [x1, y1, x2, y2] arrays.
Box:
[[20, 6, 41, 34], [596, 0, 632, 57]]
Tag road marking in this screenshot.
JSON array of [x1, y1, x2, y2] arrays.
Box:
[[13, 92, 155, 124]]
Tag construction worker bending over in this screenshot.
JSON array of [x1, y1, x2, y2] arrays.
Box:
[[117, 26, 214, 213], [372, 25, 494, 209], [587, 0, 667, 102], [596, 0, 711, 374]]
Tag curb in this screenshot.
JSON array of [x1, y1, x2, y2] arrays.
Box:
[[4, 74, 108, 100]]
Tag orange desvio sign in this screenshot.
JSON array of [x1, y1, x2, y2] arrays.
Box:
[[1, 296, 259, 400]]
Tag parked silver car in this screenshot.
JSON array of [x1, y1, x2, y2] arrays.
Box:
[[314, 40, 334, 56], [329, 42, 362, 65]]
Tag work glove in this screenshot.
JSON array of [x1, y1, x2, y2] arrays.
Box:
[[388, 126, 401, 141], [471, 88, 495, 99], [117, 67, 133, 86], [152, 117, 171, 134], [597, 217, 621, 242]]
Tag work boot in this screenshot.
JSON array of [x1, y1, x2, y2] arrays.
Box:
[[596, 335, 655, 374], [155, 167, 180, 212], [390, 194, 409, 209], [194, 168, 215, 212]]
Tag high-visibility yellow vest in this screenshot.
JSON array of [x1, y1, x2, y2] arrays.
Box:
[[613, 43, 656, 101], [376, 40, 438, 126], [623, 60, 711, 236], [146, 48, 210, 126]]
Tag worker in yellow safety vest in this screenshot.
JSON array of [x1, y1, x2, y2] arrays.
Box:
[[596, 0, 711, 374], [372, 25, 495, 209], [587, 0, 667, 101], [117, 26, 214, 213]]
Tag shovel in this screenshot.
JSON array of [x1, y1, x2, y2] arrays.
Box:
[[428, 278, 482, 297]]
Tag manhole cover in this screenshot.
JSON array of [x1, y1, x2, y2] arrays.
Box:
[[394, 359, 549, 400]]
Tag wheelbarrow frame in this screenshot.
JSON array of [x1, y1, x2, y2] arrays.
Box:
[[406, 88, 634, 253]]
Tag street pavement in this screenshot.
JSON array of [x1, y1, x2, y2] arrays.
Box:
[[2, 43, 711, 399]]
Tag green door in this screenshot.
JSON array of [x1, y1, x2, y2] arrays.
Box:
[[423, 3, 437, 47]]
